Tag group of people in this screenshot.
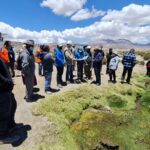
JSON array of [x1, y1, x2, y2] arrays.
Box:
[[0, 39, 149, 144]]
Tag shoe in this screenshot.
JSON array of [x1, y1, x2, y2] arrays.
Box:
[[96, 83, 101, 86], [108, 80, 112, 83], [112, 80, 117, 84], [75, 79, 81, 84], [0, 135, 21, 145], [9, 123, 24, 133], [58, 84, 63, 88], [61, 82, 67, 86], [49, 88, 60, 93], [91, 81, 96, 84], [81, 79, 87, 83]]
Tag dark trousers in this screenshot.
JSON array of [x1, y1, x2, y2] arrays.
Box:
[[0, 93, 17, 138], [146, 68, 150, 77], [77, 61, 84, 80], [57, 67, 64, 84], [44, 70, 52, 90], [66, 65, 73, 82], [9, 62, 15, 77], [109, 69, 116, 82], [38, 62, 44, 76], [121, 67, 133, 83], [94, 65, 101, 84], [84, 62, 92, 79]]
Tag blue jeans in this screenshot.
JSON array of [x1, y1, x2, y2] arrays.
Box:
[[66, 65, 73, 81], [38, 63, 43, 75], [44, 71, 52, 90]]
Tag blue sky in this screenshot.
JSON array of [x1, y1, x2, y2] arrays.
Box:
[[0, 0, 149, 31], [0, 0, 150, 43]]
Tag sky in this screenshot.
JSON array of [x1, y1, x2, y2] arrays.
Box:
[[0, 0, 150, 44]]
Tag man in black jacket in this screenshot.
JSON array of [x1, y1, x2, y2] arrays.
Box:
[[0, 58, 21, 144]]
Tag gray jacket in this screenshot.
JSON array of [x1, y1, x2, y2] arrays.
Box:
[[20, 49, 35, 76]]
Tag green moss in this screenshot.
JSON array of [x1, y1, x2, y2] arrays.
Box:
[[31, 75, 150, 150]]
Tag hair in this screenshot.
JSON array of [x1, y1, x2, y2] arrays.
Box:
[[4, 41, 11, 47], [40, 45, 49, 52]]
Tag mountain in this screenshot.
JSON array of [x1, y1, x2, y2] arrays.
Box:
[[89, 39, 150, 50]]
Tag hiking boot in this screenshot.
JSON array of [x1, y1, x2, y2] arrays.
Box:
[[0, 135, 21, 145]]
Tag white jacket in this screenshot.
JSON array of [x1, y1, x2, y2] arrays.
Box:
[[109, 55, 119, 70]]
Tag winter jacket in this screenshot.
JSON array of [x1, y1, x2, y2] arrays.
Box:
[[64, 47, 74, 65], [40, 52, 54, 72], [55, 48, 65, 68], [109, 54, 119, 70], [122, 52, 136, 68], [20, 48, 35, 76], [0, 58, 13, 93], [74, 50, 85, 61], [0, 47, 10, 63]]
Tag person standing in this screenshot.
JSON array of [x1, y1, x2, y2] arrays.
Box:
[[8, 46, 15, 77], [146, 60, 150, 77], [106, 48, 113, 74], [54, 45, 66, 88], [20, 40, 35, 101], [0, 41, 11, 68], [64, 43, 74, 83], [84, 46, 92, 80], [121, 49, 136, 84], [108, 52, 119, 83], [74, 46, 87, 83], [92, 47, 104, 86], [40, 45, 59, 93], [35, 47, 44, 76], [0, 58, 21, 144]]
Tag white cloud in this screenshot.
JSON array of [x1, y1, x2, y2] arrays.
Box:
[[41, 0, 87, 16], [102, 4, 150, 26], [1, 4, 150, 44], [71, 7, 105, 21]]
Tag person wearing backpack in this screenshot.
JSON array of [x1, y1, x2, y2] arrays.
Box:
[[92, 47, 104, 86], [40, 45, 60, 93], [108, 51, 119, 83], [20, 40, 35, 102]]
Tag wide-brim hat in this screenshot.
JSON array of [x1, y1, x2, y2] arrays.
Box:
[[24, 40, 34, 46]]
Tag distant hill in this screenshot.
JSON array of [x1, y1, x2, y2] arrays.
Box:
[[88, 39, 150, 50]]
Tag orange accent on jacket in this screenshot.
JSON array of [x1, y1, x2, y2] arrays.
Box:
[[0, 47, 10, 63], [35, 48, 42, 63]]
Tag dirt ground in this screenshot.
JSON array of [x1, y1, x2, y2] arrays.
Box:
[[0, 63, 146, 150]]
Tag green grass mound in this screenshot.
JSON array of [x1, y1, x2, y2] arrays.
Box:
[[30, 75, 150, 150]]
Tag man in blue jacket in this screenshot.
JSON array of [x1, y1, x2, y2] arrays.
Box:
[[74, 46, 87, 83], [54, 45, 66, 88]]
